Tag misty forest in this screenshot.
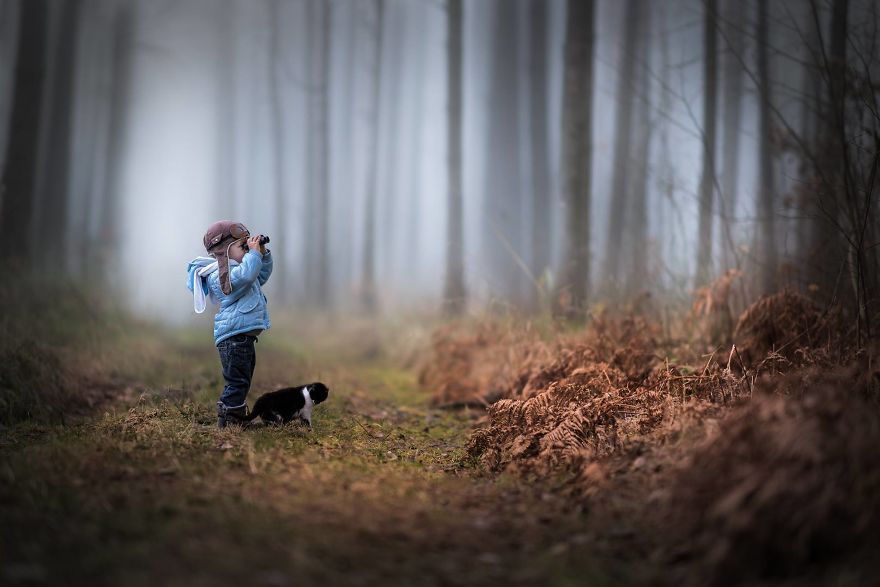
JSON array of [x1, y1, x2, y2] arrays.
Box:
[[2, 0, 879, 585]]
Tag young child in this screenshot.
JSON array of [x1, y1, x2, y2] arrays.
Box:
[[187, 221, 273, 428]]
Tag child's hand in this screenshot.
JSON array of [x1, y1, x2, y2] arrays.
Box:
[[247, 236, 262, 253]]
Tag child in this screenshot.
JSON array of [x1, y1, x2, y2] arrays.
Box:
[[187, 221, 273, 428]]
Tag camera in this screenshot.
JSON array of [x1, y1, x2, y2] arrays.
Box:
[[259, 235, 270, 245]]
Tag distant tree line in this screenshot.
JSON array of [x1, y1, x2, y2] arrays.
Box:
[[0, 0, 876, 340]]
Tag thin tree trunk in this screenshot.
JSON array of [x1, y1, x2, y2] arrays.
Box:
[[267, 0, 287, 303], [216, 0, 237, 217], [719, 0, 744, 272], [809, 0, 848, 298], [756, 0, 776, 294], [405, 8, 427, 288], [626, 5, 652, 296], [361, 0, 383, 312], [79, 0, 116, 281], [0, 0, 49, 265], [315, 0, 331, 306], [483, 0, 524, 307], [337, 1, 357, 293], [379, 8, 404, 281], [529, 0, 550, 300], [444, 0, 466, 315], [38, 0, 82, 271], [98, 0, 134, 285], [601, 0, 641, 291], [796, 8, 821, 265], [655, 7, 674, 273], [694, 0, 719, 288], [555, 0, 595, 318]]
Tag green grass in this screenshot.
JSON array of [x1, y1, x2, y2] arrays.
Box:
[[0, 311, 619, 586]]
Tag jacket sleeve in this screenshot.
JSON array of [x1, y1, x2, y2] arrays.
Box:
[[258, 250, 274, 286], [228, 250, 263, 293]]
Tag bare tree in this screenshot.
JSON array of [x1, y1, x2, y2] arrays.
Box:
[[301, 0, 332, 307], [529, 0, 551, 301], [443, 0, 466, 315], [378, 7, 405, 282], [602, 0, 642, 292], [756, 0, 776, 294], [555, 0, 595, 318], [38, 0, 83, 270], [98, 0, 135, 284], [215, 0, 237, 217], [694, 0, 719, 288], [718, 0, 744, 272], [482, 0, 525, 308], [0, 0, 49, 264], [404, 7, 428, 289], [361, 0, 384, 312], [625, 4, 652, 295], [314, 0, 331, 306], [810, 0, 849, 299], [267, 0, 288, 302]]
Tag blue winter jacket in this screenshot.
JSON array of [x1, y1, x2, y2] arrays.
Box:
[[189, 250, 274, 345]]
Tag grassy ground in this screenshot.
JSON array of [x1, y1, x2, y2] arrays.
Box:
[[0, 318, 620, 587]]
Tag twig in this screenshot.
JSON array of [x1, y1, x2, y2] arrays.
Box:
[[701, 348, 718, 375], [732, 345, 751, 395], [351, 416, 383, 440]]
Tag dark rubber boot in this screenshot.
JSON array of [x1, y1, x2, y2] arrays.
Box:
[[217, 402, 248, 429]]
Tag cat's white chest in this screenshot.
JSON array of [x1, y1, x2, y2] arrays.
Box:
[[297, 388, 315, 423]]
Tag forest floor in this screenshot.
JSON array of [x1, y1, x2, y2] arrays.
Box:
[[3, 288, 877, 586], [0, 316, 628, 587]]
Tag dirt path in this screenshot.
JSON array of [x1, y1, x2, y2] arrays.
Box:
[[0, 337, 623, 586]]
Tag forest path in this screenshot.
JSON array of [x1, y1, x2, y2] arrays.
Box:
[[0, 332, 620, 586]]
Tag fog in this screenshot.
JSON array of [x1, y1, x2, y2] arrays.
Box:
[[1, 0, 878, 323]]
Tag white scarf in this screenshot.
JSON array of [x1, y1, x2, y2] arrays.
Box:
[[191, 256, 219, 314]]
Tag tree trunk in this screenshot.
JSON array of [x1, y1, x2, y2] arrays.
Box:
[[379, 8, 404, 282], [718, 0, 744, 272], [0, 0, 49, 265], [529, 0, 551, 302], [444, 0, 466, 315], [601, 0, 641, 292], [216, 0, 237, 217], [555, 0, 595, 318], [625, 5, 652, 296], [314, 0, 331, 307], [98, 0, 134, 285], [405, 8, 427, 290], [361, 0, 383, 312], [74, 0, 117, 281], [809, 0, 848, 301], [37, 0, 82, 271], [694, 0, 719, 288], [756, 0, 776, 294], [267, 0, 288, 303], [482, 0, 524, 308], [796, 8, 821, 265]]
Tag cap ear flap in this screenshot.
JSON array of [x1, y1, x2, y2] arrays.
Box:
[[217, 254, 232, 294]]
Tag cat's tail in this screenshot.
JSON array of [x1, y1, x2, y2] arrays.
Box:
[[240, 398, 264, 422]]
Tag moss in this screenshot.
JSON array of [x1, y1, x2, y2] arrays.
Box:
[[1, 341, 615, 585], [0, 289, 619, 584]]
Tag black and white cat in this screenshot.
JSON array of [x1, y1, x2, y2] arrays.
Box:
[[243, 382, 329, 429]]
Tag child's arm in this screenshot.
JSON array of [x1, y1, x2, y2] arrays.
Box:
[[227, 245, 263, 292], [258, 248, 273, 286]]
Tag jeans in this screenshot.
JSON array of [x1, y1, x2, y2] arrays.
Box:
[[217, 334, 257, 408]]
